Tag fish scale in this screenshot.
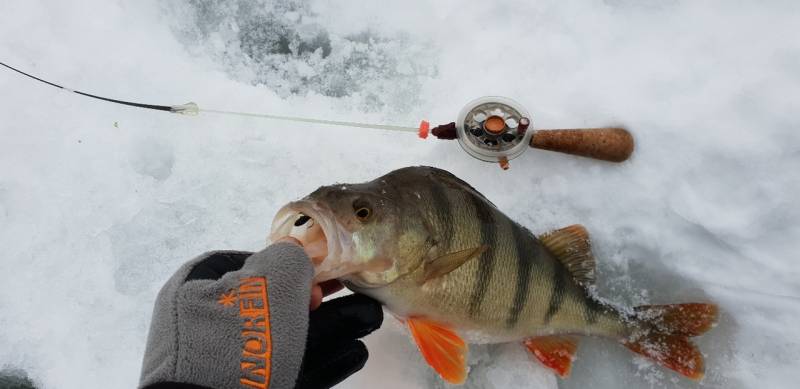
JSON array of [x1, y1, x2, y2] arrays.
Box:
[[465, 188, 496, 319], [508, 223, 538, 328], [416, 181, 484, 321], [385, 172, 601, 339]]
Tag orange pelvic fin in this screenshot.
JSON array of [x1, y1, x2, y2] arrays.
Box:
[[407, 317, 468, 384], [523, 335, 579, 378], [635, 303, 718, 337]]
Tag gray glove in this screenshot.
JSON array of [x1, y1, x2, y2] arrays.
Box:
[[138, 242, 383, 389]]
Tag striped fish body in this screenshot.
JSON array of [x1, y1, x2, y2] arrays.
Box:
[[272, 166, 717, 383], [349, 167, 625, 342]]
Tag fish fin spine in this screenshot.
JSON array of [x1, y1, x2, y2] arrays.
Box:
[[523, 335, 579, 378], [539, 224, 595, 288], [407, 317, 468, 384]]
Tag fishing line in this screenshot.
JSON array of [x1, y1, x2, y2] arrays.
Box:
[[0, 61, 420, 133], [200, 108, 418, 133]]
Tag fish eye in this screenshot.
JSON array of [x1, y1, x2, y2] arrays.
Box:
[[353, 200, 372, 222], [355, 207, 371, 221], [294, 214, 311, 227]]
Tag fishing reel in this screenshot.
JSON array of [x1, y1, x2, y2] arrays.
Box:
[[420, 96, 634, 169]]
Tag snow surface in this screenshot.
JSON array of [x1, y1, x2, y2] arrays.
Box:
[[1, 1, 799, 388]]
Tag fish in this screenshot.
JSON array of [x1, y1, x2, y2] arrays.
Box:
[[269, 166, 718, 384]]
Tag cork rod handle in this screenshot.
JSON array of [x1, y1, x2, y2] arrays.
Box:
[[530, 127, 634, 162]]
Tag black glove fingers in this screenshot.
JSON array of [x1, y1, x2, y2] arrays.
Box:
[[307, 294, 384, 346], [295, 340, 369, 389], [184, 251, 250, 281]]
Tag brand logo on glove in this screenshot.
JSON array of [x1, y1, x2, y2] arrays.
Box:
[[219, 277, 273, 389]]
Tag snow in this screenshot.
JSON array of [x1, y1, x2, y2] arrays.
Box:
[[1, 0, 799, 388]]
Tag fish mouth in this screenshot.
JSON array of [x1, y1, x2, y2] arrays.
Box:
[[268, 200, 355, 282]]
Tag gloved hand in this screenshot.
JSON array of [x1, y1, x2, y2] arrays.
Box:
[[139, 242, 383, 389]]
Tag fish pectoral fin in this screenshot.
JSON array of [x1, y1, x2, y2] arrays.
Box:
[[523, 335, 579, 378], [407, 317, 468, 384], [539, 225, 596, 288], [422, 245, 488, 282]]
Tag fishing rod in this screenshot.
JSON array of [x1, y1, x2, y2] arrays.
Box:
[[1, 61, 633, 169]]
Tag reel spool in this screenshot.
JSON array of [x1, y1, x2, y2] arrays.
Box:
[[425, 96, 634, 169], [456, 96, 533, 169]]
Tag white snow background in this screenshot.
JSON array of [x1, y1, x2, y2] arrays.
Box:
[[1, 1, 799, 388]]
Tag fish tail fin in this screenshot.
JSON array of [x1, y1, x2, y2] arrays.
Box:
[[622, 332, 705, 380], [635, 303, 719, 337], [622, 303, 718, 380]]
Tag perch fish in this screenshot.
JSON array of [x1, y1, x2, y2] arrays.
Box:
[[269, 166, 717, 383]]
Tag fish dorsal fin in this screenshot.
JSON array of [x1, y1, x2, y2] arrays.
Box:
[[423, 245, 488, 282], [539, 225, 595, 288], [523, 335, 579, 378], [407, 317, 468, 384]]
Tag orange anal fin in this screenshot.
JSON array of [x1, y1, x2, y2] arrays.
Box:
[[623, 333, 705, 380], [407, 318, 468, 384], [523, 335, 579, 378]]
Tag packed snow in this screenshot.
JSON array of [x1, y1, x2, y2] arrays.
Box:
[[1, 1, 799, 388]]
